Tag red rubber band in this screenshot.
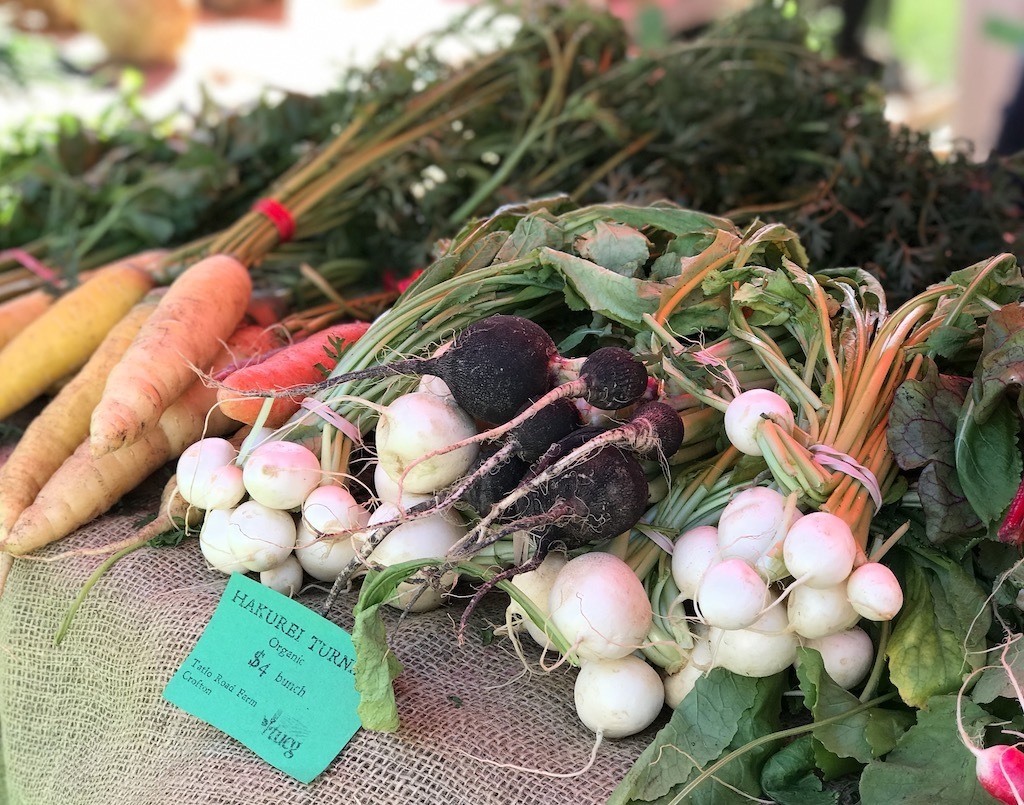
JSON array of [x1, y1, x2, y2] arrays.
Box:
[[252, 198, 296, 243]]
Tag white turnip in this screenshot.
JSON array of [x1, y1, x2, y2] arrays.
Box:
[[364, 504, 467, 612], [716, 486, 801, 581], [548, 552, 653, 662], [723, 388, 795, 456], [227, 501, 297, 572], [670, 525, 719, 601], [574, 655, 665, 739], [242, 441, 321, 510], [505, 551, 567, 650], [198, 508, 247, 575], [804, 627, 874, 690], [786, 582, 860, 640], [695, 557, 769, 631], [176, 437, 245, 510], [708, 591, 797, 677], [375, 392, 479, 494], [260, 555, 304, 597], [782, 511, 857, 589], [663, 636, 715, 709], [846, 561, 904, 621]]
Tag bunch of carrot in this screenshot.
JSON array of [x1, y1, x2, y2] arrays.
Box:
[[0, 250, 373, 585]]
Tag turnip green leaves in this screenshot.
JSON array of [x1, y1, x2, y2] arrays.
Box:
[[886, 546, 990, 710], [859, 697, 995, 805], [607, 669, 785, 805]]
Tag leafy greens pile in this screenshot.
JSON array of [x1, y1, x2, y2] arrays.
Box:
[[2, 0, 1021, 308]]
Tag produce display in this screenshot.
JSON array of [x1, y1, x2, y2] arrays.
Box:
[[4, 2, 1024, 804]]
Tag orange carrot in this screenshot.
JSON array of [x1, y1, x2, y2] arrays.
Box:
[[0, 289, 54, 351], [0, 300, 156, 540], [0, 254, 159, 420], [89, 254, 252, 456], [217, 320, 371, 427], [1, 324, 276, 556]]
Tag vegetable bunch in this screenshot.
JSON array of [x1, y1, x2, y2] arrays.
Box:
[[264, 200, 1022, 802]]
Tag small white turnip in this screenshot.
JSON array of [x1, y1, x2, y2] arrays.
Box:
[[782, 511, 857, 589], [372, 462, 435, 509], [723, 389, 795, 456], [670, 525, 720, 600], [227, 500, 297, 572], [663, 636, 714, 709], [176, 437, 243, 510], [548, 552, 653, 662], [294, 485, 370, 582], [242, 440, 322, 510], [375, 391, 479, 494], [294, 521, 357, 582], [260, 555, 304, 597], [786, 582, 860, 640], [846, 561, 903, 622], [505, 551, 568, 650], [707, 591, 797, 677], [364, 506, 467, 612], [199, 508, 247, 575], [574, 655, 665, 739], [804, 626, 874, 690], [716, 486, 801, 581], [302, 485, 370, 536], [695, 557, 769, 631]]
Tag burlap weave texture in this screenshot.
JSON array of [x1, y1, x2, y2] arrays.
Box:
[[0, 462, 651, 805]]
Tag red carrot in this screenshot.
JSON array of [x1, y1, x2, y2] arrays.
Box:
[[216, 321, 370, 428]]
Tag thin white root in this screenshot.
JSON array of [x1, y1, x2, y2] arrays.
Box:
[[454, 729, 603, 778]]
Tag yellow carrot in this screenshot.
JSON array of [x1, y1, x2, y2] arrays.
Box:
[[0, 253, 161, 420], [1, 325, 273, 556], [0, 300, 156, 540], [89, 254, 252, 456], [0, 289, 54, 351]]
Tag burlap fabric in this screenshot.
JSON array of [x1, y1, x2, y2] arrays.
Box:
[[0, 455, 652, 805]]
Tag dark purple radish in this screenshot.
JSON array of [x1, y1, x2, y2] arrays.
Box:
[[451, 443, 650, 641], [507, 397, 582, 461], [491, 347, 650, 441], [320, 402, 582, 611], [459, 405, 679, 549], [531, 401, 684, 483], [398, 347, 649, 481], [457, 445, 531, 518], [236, 314, 559, 425], [447, 427, 640, 561]]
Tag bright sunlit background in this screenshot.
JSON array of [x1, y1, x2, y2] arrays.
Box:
[[2, 0, 1023, 157]]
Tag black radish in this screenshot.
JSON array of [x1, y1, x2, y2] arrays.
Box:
[[237, 314, 559, 425]]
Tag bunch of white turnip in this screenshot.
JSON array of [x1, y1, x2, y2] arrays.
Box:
[[176, 374, 482, 609], [494, 386, 906, 746]]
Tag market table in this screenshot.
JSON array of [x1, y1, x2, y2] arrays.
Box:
[[0, 455, 654, 805]]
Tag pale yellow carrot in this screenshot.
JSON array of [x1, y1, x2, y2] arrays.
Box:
[[89, 254, 252, 456], [0, 300, 156, 541], [0, 253, 161, 420], [1, 325, 272, 556]]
